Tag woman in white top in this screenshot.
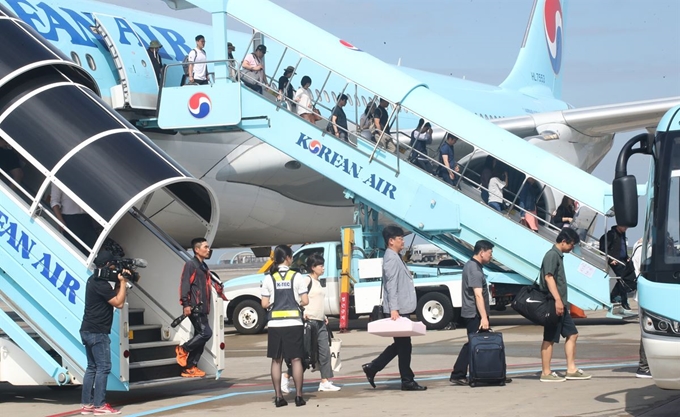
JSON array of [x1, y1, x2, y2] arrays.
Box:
[[294, 75, 321, 124], [241, 44, 266, 94], [304, 253, 341, 391], [487, 166, 508, 212]]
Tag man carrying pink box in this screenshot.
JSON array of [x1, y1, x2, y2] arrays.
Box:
[[361, 225, 427, 392]]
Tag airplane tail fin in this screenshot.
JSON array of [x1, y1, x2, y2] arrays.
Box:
[[500, 0, 567, 99]]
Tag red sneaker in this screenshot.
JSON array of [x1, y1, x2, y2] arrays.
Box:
[[80, 404, 95, 415], [93, 403, 121, 415], [175, 345, 188, 368]]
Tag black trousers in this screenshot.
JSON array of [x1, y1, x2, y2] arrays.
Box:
[[63, 213, 96, 249], [370, 314, 415, 382], [451, 316, 482, 379], [182, 313, 212, 367]]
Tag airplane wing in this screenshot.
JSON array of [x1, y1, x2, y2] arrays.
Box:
[[493, 97, 680, 138]]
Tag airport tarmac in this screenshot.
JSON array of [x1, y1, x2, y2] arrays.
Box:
[[1, 305, 679, 417]]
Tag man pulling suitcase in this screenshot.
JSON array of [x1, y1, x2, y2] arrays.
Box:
[[449, 240, 512, 386]]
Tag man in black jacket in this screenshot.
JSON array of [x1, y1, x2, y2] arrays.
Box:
[[599, 225, 632, 310], [176, 237, 213, 377]]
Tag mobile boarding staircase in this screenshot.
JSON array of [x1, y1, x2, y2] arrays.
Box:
[[0, 7, 224, 389], [155, 1, 620, 315]]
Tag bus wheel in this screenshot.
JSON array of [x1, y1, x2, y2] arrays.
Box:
[[233, 299, 267, 334], [416, 292, 454, 330]]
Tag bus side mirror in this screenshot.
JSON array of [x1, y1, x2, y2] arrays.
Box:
[[612, 175, 638, 227]]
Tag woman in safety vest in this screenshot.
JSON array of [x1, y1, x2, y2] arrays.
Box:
[[261, 245, 310, 407]]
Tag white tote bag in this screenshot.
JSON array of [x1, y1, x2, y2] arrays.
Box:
[[330, 337, 342, 372]]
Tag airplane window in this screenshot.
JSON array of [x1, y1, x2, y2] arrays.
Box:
[[331, 92, 337, 103], [315, 89, 320, 99], [362, 96, 367, 106], [347, 95, 353, 106], [70, 51, 81, 66], [323, 91, 330, 102], [86, 54, 96, 71]]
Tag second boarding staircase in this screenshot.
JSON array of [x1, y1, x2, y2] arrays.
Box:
[[155, 0, 616, 312]]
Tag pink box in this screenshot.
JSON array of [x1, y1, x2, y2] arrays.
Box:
[[367, 317, 427, 337]]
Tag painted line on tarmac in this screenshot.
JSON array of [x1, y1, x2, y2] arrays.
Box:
[[119, 361, 638, 417]]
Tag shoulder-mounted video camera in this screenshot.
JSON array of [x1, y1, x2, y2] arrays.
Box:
[[94, 251, 147, 284]]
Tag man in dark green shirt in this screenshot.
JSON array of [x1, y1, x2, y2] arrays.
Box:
[[539, 228, 592, 382]]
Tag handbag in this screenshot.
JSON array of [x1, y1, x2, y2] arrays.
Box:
[[619, 261, 638, 291]]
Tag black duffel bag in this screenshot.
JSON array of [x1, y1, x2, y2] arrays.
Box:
[[511, 284, 560, 326]]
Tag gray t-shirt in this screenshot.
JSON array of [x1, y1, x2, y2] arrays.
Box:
[[461, 259, 490, 319]]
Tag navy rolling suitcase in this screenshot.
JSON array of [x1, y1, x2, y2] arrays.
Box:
[[468, 330, 506, 387]]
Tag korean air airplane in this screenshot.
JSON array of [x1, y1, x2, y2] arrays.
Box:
[[0, 0, 677, 247]]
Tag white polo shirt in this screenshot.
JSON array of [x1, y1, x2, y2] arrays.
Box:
[[188, 48, 207, 81]]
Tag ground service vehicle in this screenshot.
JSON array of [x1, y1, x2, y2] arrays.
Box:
[[223, 226, 521, 334]]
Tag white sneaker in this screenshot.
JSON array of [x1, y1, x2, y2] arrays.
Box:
[[281, 376, 290, 394], [318, 381, 341, 391]]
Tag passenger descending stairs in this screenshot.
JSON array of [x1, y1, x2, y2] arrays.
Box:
[[157, 0, 614, 312]]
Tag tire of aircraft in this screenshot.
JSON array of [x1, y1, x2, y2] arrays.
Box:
[[415, 292, 454, 330], [233, 299, 267, 335]]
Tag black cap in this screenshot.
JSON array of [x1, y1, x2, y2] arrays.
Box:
[[94, 250, 121, 267], [256, 44, 267, 53]]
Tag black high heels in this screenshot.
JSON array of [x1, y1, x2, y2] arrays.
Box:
[[274, 397, 288, 407], [295, 396, 306, 407]]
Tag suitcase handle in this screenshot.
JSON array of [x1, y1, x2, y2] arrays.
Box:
[[475, 328, 494, 333]]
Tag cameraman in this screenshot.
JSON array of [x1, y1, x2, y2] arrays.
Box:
[[175, 237, 213, 378], [79, 250, 128, 415]]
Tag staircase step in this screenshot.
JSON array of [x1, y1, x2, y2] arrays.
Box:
[[130, 375, 215, 388], [129, 358, 183, 383], [129, 324, 161, 344], [129, 340, 178, 363], [128, 308, 145, 326]]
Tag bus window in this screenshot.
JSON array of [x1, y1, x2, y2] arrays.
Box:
[[664, 169, 680, 263]]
